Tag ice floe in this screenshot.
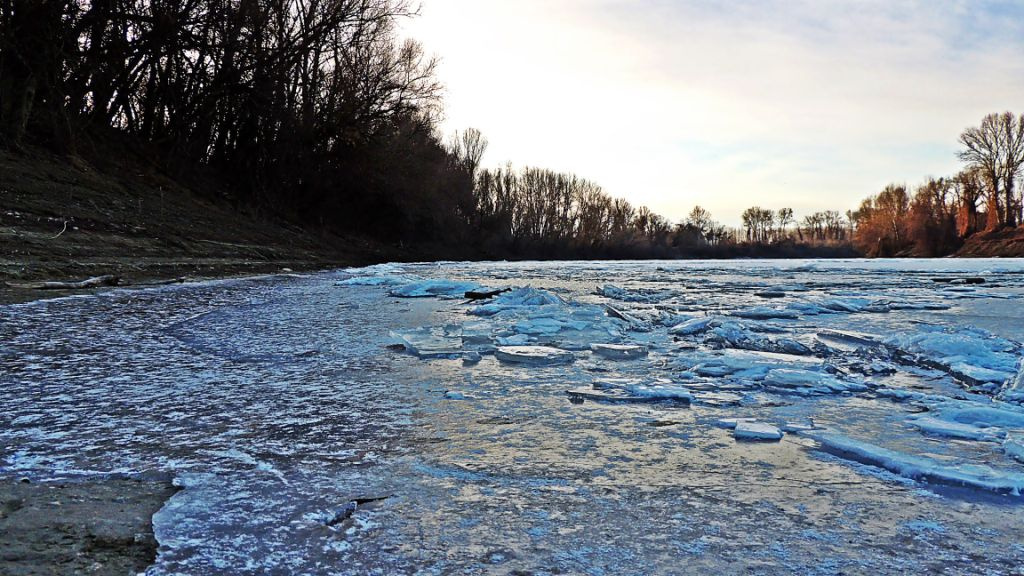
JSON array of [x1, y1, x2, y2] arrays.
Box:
[[590, 343, 648, 360], [906, 416, 1004, 442], [883, 326, 1020, 388], [494, 346, 575, 366], [388, 279, 482, 298], [734, 421, 784, 441], [1005, 434, 1024, 463], [762, 369, 869, 395], [566, 378, 692, 404], [807, 432, 1024, 495]]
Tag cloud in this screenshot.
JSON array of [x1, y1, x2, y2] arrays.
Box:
[[404, 0, 1024, 225]]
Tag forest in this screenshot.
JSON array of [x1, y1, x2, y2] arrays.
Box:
[[1, 1, 1020, 259]]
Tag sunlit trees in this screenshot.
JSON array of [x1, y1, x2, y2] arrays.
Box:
[[958, 112, 1024, 229]]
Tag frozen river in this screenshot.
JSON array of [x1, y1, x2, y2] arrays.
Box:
[[3, 259, 1024, 574]]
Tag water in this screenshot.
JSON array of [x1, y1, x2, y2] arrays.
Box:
[[2, 259, 1024, 575]]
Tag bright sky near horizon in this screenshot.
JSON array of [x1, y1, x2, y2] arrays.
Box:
[[402, 1, 1024, 226]]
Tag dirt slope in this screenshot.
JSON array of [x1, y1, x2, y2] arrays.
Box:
[[0, 147, 415, 302], [955, 227, 1024, 257]]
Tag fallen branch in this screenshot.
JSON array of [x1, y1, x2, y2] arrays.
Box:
[[50, 220, 68, 239]]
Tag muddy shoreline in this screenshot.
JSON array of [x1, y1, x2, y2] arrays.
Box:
[[0, 476, 178, 575]]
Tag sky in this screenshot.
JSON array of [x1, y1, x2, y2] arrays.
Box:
[[402, 0, 1024, 226]]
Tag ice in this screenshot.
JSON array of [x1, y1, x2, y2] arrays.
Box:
[[808, 432, 1024, 495], [336, 274, 419, 286], [883, 327, 1020, 386], [1005, 434, 1024, 463], [668, 316, 716, 335], [762, 369, 868, 395], [567, 378, 692, 404], [678, 349, 823, 381], [706, 322, 813, 355], [494, 345, 575, 366], [389, 279, 482, 298], [595, 284, 667, 303], [714, 417, 756, 429], [734, 421, 784, 441], [1000, 361, 1024, 404], [389, 326, 462, 358], [906, 416, 1004, 442], [8, 259, 1024, 573], [469, 287, 566, 316], [732, 306, 800, 320], [930, 404, 1024, 429], [590, 343, 648, 360]]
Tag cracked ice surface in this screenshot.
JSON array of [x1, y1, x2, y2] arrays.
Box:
[[4, 259, 1024, 574]]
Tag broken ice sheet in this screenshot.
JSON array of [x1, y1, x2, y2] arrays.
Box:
[[388, 279, 482, 298], [590, 343, 648, 360], [733, 421, 784, 441], [389, 326, 463, 358], [566, 378, 692, 404], [883, 326, 1021, 387], [807, 431, 1024, 495], [494, 345, 575, 366]]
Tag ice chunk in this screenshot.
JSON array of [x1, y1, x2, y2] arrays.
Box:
[[734, 421, 784, 441], [590, 343, 648, 360], [907, 416, 1004, 442], [883, 327, 1019, 386], [567, 378, 691, 404], [494, 346, 574, 366], [669, 316, 716, 336], [762, 369, 868, 395], [462, 351, 482, 365], [469, 287, 566, 316], [808, 432, 1024, 495], [714, 417, 756, 429], [496, 334, 531, 346], [732, 306, 800, 320], [934, 405, 1024, 429], [603, 304, 651, 332], [706, 323, 812, 356], [595, 284, 667, 303], [337, 274, 419, 286], [389, 327, 462, 358], [389, 279, 482, 298], [1004, 434, 1024, 463], [623, 382, 693, 402], [1000, 361, 1024, 404]]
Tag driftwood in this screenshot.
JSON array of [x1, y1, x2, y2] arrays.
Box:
[[931, 277, 985, 284], [9, 275, 124, 290], [464, 288, 511, 300]]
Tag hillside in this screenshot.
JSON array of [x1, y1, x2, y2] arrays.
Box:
[[955, 228, 1024, 257]]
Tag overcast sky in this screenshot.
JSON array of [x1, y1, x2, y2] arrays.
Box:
[[402, 0, 1024, 226]]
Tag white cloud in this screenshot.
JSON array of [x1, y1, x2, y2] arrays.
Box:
[[403, 0, 1024, 225]]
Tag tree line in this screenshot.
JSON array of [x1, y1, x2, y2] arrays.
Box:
[[1, 0, 474, 242], [852, 112, 1024, 256], [3, 4, 1013, 259], [0, 0, 850, 259]]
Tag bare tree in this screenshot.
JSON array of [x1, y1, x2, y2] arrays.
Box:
[[449, 127, 488, 176], [959, 112, 1024, 229]]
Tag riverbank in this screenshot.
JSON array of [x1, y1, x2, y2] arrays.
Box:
[[0, 476, 178, 575], [0, 147, 431, 304]]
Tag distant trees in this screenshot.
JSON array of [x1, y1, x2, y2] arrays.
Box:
[[741, 207, 774, 243]]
